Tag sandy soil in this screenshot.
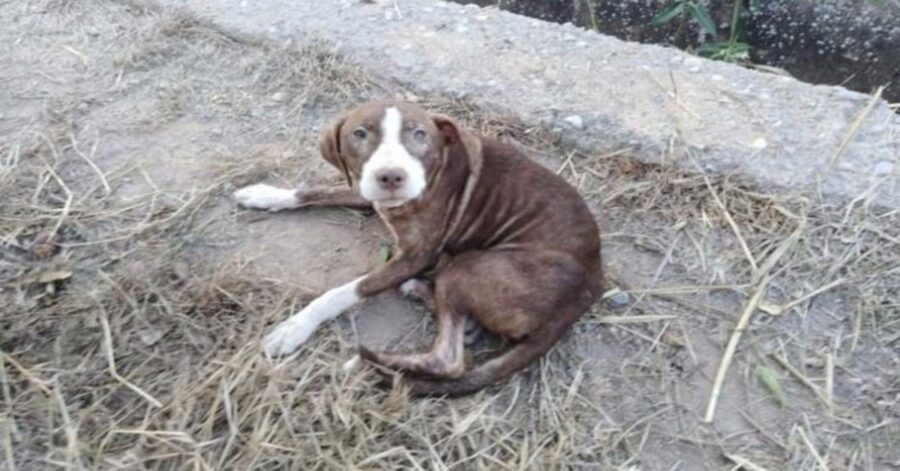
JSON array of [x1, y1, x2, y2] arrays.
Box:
[[1, 1, 897, 469]]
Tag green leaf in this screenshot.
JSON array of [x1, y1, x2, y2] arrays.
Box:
[[687, 3, 717, 36], [377, 244, 392, 264], [697, 41, 750, 62], [651, 3, 685, 26], [757, 366, 787, 407]]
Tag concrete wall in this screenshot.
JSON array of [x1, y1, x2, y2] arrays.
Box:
[[466, 0, 900, 102], [157, 0, 900, 207]]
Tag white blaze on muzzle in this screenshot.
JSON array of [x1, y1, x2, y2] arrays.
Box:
[[359, 107, 427, 206]]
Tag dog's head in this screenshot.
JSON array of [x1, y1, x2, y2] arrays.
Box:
[[318, 101, 480, 208]]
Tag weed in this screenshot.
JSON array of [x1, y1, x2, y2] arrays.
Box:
[[652, 0, 753, 63]]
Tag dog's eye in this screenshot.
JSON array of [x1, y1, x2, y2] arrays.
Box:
[[413, 129, 427, 141], [353, 128, 367, 139]]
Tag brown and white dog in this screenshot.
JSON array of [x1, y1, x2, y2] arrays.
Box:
[[234, 101, 603, 396]]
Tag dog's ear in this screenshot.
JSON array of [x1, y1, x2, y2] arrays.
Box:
[[431, 113, 483, 176], [318, 116, 353, 188]]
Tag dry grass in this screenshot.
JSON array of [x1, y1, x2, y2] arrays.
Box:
[[2, 0, 898, 470]]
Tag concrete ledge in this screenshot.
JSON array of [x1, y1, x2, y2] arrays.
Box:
[[159, 0, 900, 207]]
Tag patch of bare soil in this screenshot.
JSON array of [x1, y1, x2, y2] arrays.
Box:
[[1, 1, 897, 469]]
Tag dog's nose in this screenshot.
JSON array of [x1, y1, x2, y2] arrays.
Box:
[[375, 168, 407, 191]]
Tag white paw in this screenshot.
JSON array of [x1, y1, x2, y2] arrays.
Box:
[[262, 319, 316, 356], [233, 183, 299, 212], [399, 279, 423, 297]]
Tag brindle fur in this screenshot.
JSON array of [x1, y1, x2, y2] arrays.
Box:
[[300, 101, 602, 396]]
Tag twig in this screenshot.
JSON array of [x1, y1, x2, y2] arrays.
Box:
[[33, 133, 73, 238], [703, 175, 759, 274], [725, 454, 772, 471], [95, 298, 163, 408], [646, 71, 702, 120], [590, 147, 632, 161], [556, 151, 576, 175], [739, 410, 789, 451], [754, 220, 806, 284], [703, 275, 770, 423], [61, 45, 89, 66], [770, 353, 830, 408], [0, 352, 52, 395], [704, 219, 804, 422], [604, 283, 750, 297], [595, 315, 677, 324], [70, 133, 111, 195], [797, 426, 830, 471], [0, 354, 15, 471], [1, 418, 14, 471], [52, 381, 83, 469], [764, 278, 846, 316], [849, 306, 863, 355], [825, 353, 835, 415], [829, 86, 884, 166]]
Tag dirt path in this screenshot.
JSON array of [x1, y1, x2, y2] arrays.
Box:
[[2, 1, 897, 469]]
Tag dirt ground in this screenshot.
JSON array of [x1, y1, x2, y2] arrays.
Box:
[[1, 1, 898, 470]]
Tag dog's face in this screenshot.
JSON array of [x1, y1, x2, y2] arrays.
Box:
[[318, 101, 475, 207]]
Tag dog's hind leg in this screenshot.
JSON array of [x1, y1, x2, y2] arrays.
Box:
[[360, 296, 467, 378]]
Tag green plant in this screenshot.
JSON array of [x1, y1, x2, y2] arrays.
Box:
[[652, 0, 752, 63], [697, 0, 751, 62], [651, 0, 717, 37], [582, 0, 600, 31]]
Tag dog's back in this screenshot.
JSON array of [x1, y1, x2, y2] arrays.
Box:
[[444, 137, 603, 297]]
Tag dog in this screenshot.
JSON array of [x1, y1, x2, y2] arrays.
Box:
[[234, 100, 603, 396]]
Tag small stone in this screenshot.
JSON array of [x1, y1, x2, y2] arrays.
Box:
[[607, 291, 631, 308], [30, 232, 58, 259], [562, 115, 584, 129], [139, 328, 164, 346], [874, 161, 895, 175], [751, 137, 768, 150], [271, 91, 285, 102], [455, 24, 469, 34], [475, 14, 488, 21]]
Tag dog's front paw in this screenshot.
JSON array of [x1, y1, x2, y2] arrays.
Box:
[[233, 183, 300, 212], [262, 319, 315, 356]]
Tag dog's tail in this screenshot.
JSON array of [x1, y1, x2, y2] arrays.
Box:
[[403, 313, 577, 397]]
